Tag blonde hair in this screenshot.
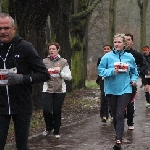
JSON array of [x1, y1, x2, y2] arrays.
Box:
[[114, 33, 128, 48]]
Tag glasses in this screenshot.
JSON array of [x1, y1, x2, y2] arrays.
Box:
[[0, 26, 13, 31]]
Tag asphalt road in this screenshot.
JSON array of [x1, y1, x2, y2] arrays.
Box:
[[5, 78, 150, 150]]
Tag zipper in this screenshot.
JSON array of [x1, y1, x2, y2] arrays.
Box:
[[0, 44, 12, 114]]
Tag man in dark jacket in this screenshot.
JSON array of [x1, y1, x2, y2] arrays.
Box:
[[141, 46, 150, 108], [0, 13, 50, 150], [96, 44, 113, 123], [124, 33, 147, 130]]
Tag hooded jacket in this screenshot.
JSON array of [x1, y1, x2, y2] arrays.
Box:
[[0, 36, 50, 115], [97, 49, 139, 95]]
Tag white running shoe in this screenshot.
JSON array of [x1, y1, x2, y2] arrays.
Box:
[[54, 134, 61, 139], [145, 103, 150, 108], [128, 126, 134, 130], [43, 130, 50, 136]]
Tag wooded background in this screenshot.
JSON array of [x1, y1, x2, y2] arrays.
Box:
[[0, 0, 149, 109]]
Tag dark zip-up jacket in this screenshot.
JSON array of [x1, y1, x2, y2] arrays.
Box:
[[124, 48, 147, 76], [0, 36, 50, 115], [143, 52, 150, 75]]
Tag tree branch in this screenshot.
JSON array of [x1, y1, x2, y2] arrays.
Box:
[[70, 0, 101, 21]]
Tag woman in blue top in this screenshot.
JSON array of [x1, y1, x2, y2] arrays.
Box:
[[98, 33, 138, 150]]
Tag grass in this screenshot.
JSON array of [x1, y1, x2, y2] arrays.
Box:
[[85, 80, 99, 88]]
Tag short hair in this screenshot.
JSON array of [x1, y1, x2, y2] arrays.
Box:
[[47, 42, 61, 51], [114, 33, 127, 47], [125, 33, 133, 41], [0, 13, 15, 27], [103, 44, 112, 49]]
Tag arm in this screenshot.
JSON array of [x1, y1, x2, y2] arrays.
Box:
[[7, 43, 50, 85], [60, 65, 72, 81], [23, 45, 50, 84], [97, 56, 115, 77], [130, 58, 139, 83]]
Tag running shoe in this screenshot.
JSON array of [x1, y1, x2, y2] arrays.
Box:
[[113, 140, 121, 150], [43, 130, 50, 136], [109, 117, 113, 123], [145, 103, 150, 108], [101, 117, 107, 123], [128, 126, 134, 130], [54, 134, 61, 139]]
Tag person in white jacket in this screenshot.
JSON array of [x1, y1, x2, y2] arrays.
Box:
[[42, 42, 72, 138]]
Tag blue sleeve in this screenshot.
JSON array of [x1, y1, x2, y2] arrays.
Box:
[[97, 56, 115, 77]]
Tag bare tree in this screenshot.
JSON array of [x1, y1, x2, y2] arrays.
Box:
[[109, 0, 116, 46], [137, 0, 148, 51], [4, 0, 101, 108]]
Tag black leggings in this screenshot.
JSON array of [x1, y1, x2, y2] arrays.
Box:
[[42, 92, 66, 134], [106, 93, 131, 141]]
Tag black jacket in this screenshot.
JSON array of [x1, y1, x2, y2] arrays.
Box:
[[124, 48, 147, 77], [0, 36, 50, 114], [143, 52, 150, 74], [124, 48, 144, 66], [96, 57, 103, 85]]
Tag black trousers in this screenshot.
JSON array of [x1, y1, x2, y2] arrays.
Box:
[[106, 93, 131, 141], [42, 92, 66, 134], [0, 114, 31, 150], [100, 80, 112, 119], [125, 92, 136, 126], [125, 87, 137, 126]]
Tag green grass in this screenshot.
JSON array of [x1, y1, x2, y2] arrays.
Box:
[[85, 80, 99, 88]]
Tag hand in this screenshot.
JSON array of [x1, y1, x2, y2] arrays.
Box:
[[54, 67, 61, 73], [7, 73, 23, 85], [130, 81, 137, 87], [54, 63, 61, 73], [114, 68, 119, 74]]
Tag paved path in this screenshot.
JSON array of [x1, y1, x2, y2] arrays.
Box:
[[5, 79, 150, 150]]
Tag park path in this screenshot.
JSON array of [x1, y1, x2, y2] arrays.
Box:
[[5, 78, 150, 150]]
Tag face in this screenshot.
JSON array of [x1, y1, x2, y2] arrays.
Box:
[[125, 36, 133, 50], [0, 16, 16, 43], [48, 45, 59, 57], [113, 37, 125, 51], [143, 49, 149, 56], [103, 46, 111, 54]]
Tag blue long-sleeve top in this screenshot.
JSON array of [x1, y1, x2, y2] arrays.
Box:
[[97, 49, 139, 95]]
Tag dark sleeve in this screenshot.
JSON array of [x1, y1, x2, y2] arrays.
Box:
[[134, 51, 144, 66], [97, 57, 101, 67], [96, 57, 102, 85], [22, 44, 50, 84], [138, 55, 148, 76]]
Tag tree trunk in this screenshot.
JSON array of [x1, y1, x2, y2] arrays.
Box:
[[109, 0, 116, 46], [137, 0, 148, 51], [49, 0, 73, 92], [9, 0, 51, 109]]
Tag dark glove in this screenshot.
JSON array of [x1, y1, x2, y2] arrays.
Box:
[[96, 76, 100, 85], [96, 78, 100, 85], [7, 73, 23, 85]]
